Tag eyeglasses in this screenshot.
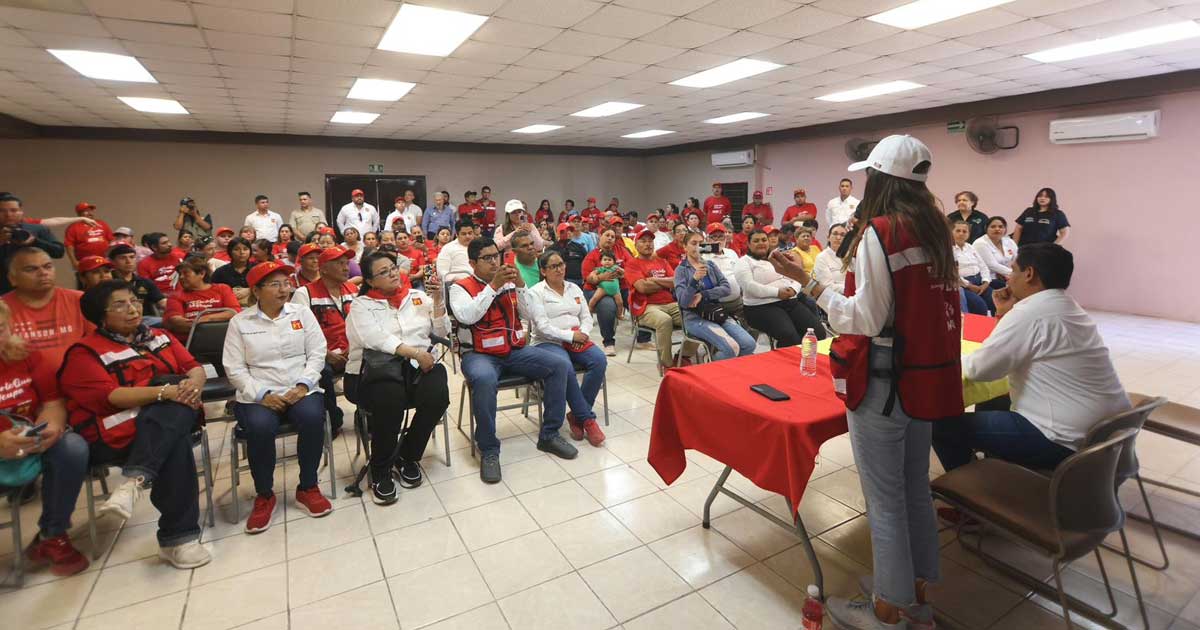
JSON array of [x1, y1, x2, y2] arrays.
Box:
[[259, 280, 290, 290], [106, 298, 143, 313], [545, 262, 565, 270], [373, 265, 400, 276], [476, 253, 501, 263]]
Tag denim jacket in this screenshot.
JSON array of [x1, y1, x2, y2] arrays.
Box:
[[673, 256, 731, 310]]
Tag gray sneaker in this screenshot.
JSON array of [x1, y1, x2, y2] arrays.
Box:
[[537, 434, 578, 460], [856, 575, 935, 630], [480, 452, 502, 484], [827, 595, 909, 630]]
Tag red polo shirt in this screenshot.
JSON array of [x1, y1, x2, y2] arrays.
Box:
[[782, 203, 819, 224], [742, 203, 773, 226], [703, 195, 732, 224]]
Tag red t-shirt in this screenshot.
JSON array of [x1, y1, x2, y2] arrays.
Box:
[[782, 203, 819, 224], [2, 289, 94, 371], [64, 219, 114, 259], [581, 246, 632, 291], [625, 257, 675, 307], [0, 352, 59, 426], [655, 241, 685, 270], [137, 252, 184, 293], [396, 246, 426, 272], [534, 208, 553, 225], [742, 203, 774, 226], [703, 196, 732, 224], [730, 232, 750, 257], [165, 284, 241, 323]]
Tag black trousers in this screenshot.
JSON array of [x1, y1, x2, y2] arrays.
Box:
[[346, 365, 450, 476], [743, 298, 826, 347], [319, 364, 344, 433], [89, 402, 201, 546]]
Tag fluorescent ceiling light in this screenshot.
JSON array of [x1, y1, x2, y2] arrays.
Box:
[[868, 0, 1014, 30], [705, 112, 769, 124], [571, 102, 643, 118], [1025, 21, 1200, 63], [347, 78, 415, 101], [512, 124, 564, 134], [815, 80, 924, 102], [330, 111, 379, 124], [670, 58, 782, 88], [48, 49, 156, 83], [622, 129, 674, 139], [118, 97, 188, 114], [377, 3, 488, 57]]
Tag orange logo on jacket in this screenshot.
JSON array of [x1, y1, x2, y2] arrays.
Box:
[[413, 298, 422, 306], [291, 320, 303, 330]]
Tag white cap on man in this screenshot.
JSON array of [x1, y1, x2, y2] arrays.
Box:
[[848, 134, 932, 182], [504, 199, 525, 214]]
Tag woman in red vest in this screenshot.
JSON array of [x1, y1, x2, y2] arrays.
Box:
[[768, 135, 961, 630]]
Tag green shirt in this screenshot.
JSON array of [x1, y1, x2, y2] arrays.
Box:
[[514, 258, 541, 288]]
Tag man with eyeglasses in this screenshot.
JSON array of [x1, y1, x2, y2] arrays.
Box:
[[449, 238, 579, 484], [336, 189, 379, 239], [2, 246, 93, 369]]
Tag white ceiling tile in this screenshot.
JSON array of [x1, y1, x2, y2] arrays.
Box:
[[1003, 0, 1114, 18], [541, 30, 627, 56], [811, 0, 912, 18], [757, 41, 837, 65], [892, 41, 980, 64], [746, 6, 855, 39], [220, 65, 291, 82], [687, 0, 798, 30], [295, 17, 383, 46], [610, 0, 715, 17], [210, 50, 291, 70], [494, 65, 562, 82], [494, 0, 604, 29], [193, 0, 294, 13], [918, 9, 1027, 38], [572, 5, 675, 39], [19, 31, 128, 54], [1069, 8, 1185, 38], [195, 5, 293, 37], [655, 49, 737, 72], [471, 17, 563, 47], [643, 19, 734, 48], [696, 31, 790, 57], [120, 41, 214, 63], [294, 0, 399, 27], [450, 40, 533, 64], [849, 30, 942, 56], [357, 65, 427, 83], [801, 19, 900, 49], [838, 55, 912, 76], [290, 58, 362, 76], [928, 48, 1010, 69], [101, 18, 207, 46], [965, 19, 1062, 48], [418, 71, 487, 87], [623, 65, 691, 83], [572, 57, 647, 77], [516, 49, 592, 71], [601, 40, 684, 65], [0, 7, 109, 36], [142, 59, 221, 76], [205, 31, 292, 55], [365, 49, 441, 69], [434, 57, 507, 77], [81, 0, 194, 24]]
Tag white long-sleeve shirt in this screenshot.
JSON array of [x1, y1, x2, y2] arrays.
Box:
[[973, 236, 1017, 278], [653, 230, 672, 251], [826, 195, 859, 229], [344, 289, 448, 375], [337, 202, 379, 236], [702, 249, 741, 302], [493, 222, 545, 252], [526, 280, 593, 345], [953, 242, 991, 283], [435, 239, 471, 283], [812, 247, 846, 295], [963, 289, 1129, 449], [222, 302, 326, 403], [447, 278, 531, 348], [816, 227, 893, 336], [243, 210, 284, 242], [733, 255, 804, 307], [383, 205, 422, 234]]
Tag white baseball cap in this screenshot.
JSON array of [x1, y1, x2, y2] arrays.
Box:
[[504, 199, 525, 214], [848, 134, 932, 182]]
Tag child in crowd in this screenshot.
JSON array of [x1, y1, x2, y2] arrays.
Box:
[[587, 250, 624, 319]]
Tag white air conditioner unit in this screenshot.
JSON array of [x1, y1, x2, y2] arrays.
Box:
[[1049, 110, 1160, 145], [711, 149, 754, 168]]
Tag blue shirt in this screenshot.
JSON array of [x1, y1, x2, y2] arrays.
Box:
[[422, 205, 456, 237], [572, 232, 598, 253]]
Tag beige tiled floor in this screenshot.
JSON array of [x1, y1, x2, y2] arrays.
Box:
[[3, 310, 1200, 629]]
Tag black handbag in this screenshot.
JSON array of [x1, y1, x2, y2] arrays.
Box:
[[694, 301, 727, 324], [360, 349, 414, 388]]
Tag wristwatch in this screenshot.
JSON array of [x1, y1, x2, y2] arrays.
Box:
[[804, 278, 819, 293]]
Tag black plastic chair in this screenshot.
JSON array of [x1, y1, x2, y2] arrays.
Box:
[[183, 309, 239, 418]]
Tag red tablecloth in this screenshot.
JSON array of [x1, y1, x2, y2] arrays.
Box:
[[647, 314, 997, 514]]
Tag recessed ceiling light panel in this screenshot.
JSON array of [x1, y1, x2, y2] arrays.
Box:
[[348, 78, 415, 101], [571, 102, 644, 118], [118, 96, 187, 114], [377, 4, 488, 57], [704, 112, 769, 124], [670, 58, 782, 88], [622, 129, 674, 139], [815, 80, 924, 102], [48, 49, 156, 83], [331, 111, 380, 124], [512, 124, 564, 134], [868, 0, 1015, 30], [1026, 21, 1200, 63]]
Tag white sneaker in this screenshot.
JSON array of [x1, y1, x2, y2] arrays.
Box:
[[603, 344, 616, 356], [99, 476, 145, 521], [159, 540, 212, 569]]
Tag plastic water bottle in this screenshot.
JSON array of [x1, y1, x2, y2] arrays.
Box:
[[802, 584, 824, 629], [800, 328, 818, 377]]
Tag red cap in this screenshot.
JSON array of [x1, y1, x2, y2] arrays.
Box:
[[395, 195, 406, 203], [706, 222, 726, 235], [317, 226, 336, 235], [762, 225, 778, 234], [556, 222, 572, 234], [793, 187, 806, 196], [247, 261, 294, 287], [318, 245, 355, 264], [752, 190, 763, 198], [297, 243, 323, 260], [74, 201, 96, 214], [634, 226, 656, 240], [351, 189, 364, 197], [216, 226, 235, 236], [586, 196, 596, 203], [608, 216, 624, 225], [77, 255, 113, 272], [711, 182, 721, 187]]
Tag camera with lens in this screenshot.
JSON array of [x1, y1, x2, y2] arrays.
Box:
[[10, 228, 30, 243], [180, 196, 195, 208]]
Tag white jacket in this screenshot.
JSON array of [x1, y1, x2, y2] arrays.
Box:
[[525, 280, 593, 346], [345, 289, 449, 375]]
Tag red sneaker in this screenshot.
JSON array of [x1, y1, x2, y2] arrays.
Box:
[[295, 486, 332, 518], [566, 412, 585, 441], [582, 419, 605, 447], [937, 506, 979, 531], [245, 493, 277, 534], [26, 534, 89, 576]]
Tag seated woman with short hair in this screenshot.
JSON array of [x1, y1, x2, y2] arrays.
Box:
[[164, 256, 240, 340], [733, 229, 826, 348], [223, 261, 333, 534], [674, 232, 756, 361], [812, 223, 849, 295], [973, 216, 1018, 289], [952, 220, 994, 315], [60, 280, 210, 569]]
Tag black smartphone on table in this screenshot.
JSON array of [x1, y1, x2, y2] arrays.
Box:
[[750, 384, 790, 401]]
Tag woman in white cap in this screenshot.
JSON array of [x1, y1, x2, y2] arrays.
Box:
[[768, 135, 961, 630], [493, 199, 545, 252]]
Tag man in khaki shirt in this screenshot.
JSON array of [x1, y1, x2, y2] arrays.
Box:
[[290, 191, 325, 239]]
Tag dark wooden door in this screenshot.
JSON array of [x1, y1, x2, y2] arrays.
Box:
[[375, 177, 427, 232], [324, 174, 427, 235], [721, 181, 749, 225]]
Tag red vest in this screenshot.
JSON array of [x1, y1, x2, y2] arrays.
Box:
[[829, 216, 963, 420], [63, 331, 187, 447], [303, 280, 356, 352], [453, 276, 527, 356]]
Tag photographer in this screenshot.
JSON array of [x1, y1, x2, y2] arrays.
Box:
[[173, 196, 212, 241], [0, 193, 66, 295], [673, 231, 755, 362]]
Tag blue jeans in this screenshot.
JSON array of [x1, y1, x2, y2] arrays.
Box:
[[682, 312, 756, 361], [848, 344, 940, 607], [582, 288, 629, 346], [234, 394, 325, 496], [538, 343, 605, 416], [962, 273, 993, 314], [461, 345, 570, 454], [932, 409, 1074, 472], [38, 431, 89, 537]]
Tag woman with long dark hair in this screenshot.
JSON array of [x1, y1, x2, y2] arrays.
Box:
[[1012, 187, 1069, 246], [768, 135, 961, 629]]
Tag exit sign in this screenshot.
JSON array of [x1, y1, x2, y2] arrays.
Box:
[[947, 121, 966, 134], [766, 186, 773, 196], [367, 163, 384, 174]]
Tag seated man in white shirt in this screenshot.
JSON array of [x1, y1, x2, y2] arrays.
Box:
[[435, 219, 476, 283], [933, 243, 1130, 481], [700, 223, 742, 315]]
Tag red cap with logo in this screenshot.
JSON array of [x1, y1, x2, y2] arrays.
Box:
[[556, 222, 572, 235], [77, 255, 113, 272], [297, 243, 323, 260], [608, 216, 624, 225], [351, 189, 364, 197], [793, 187, 806, 196], [318, 245, 355, 264], [75, 201, 96, 214], [762, 225, 778, 234], [586, 196, 597, 203], [247, 261, 294, 287], [216, 226, 235, 236], [706, 222, 726, 235], [634, 226, 656, 240]]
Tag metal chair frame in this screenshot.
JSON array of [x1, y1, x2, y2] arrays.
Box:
[[0, 482, 33, 588], [226, 410, 337, 524]]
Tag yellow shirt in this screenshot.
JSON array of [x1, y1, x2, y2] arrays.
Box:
[[623, 236, 638, 257], [792, 245, 819, 274]]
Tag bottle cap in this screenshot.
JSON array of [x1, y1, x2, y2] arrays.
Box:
[[805, 327, 815, 333], [807, 584, 820, 598]]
